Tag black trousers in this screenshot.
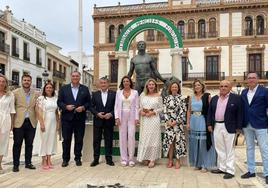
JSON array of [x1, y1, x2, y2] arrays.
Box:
[[13, 118, 36, 167], [61, 119, 85, 162], [93, 124, 114, 162]]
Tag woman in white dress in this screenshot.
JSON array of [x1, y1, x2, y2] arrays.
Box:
[[36, 81, 59, 169], [0, 74, 16, 174], [137, 78, 163, 168]]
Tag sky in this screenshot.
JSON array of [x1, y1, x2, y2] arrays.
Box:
[[0, 0, 165, 55]]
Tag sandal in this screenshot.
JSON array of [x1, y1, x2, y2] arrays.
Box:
[[167, 160, 173, 168], [148, 161, 155, 168], [175, 161, 181, 169]]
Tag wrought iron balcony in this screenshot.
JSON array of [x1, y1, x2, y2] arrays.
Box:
[[182, 72, 225, 81], [53, 70, 65, 80], [243, 71, 268, 80], [0, 43, 10, 54]]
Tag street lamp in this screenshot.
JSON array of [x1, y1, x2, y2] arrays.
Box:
[[42, 70, 49, 84], [236, 82, 242, 95]]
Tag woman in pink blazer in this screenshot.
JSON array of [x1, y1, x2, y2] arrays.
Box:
[[115, 76, 139, 167]]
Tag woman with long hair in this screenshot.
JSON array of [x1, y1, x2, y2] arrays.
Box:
[[137, 78, 163, 168], [0, 74, 15, 174], [187, 79, 216, 172], [36, 81, 59, 169], [114, 76, 139, 167]]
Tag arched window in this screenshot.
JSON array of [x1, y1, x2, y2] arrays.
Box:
[[118, 24, 124, 36], [177, 21, 185, 39], [245, 16, 253, 36], [208, 18, 217, 37], [109, 25, 115, 43], [156, 31, 165, 41], [198, 19, 206, 38], [256, 15, 265, 35], [188, 19, 195, 39]]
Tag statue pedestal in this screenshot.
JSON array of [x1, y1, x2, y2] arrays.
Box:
[[82, 123, 93, 162], [170, 48, 183, 82], [116, 51, 129, 87]]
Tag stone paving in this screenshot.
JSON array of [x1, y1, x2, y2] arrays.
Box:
[[0, 137, 268, 188]]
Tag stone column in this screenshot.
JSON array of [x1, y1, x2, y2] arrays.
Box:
[[116, 51, 129, 87], [170, 48, 183, 83], [82, 122, 93, 162]]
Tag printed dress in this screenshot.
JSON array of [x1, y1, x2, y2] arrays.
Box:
[[163, 94, 187, 159]]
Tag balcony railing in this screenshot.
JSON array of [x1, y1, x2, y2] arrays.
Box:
[[182, 72, 225, 81], [0, 43, 10, 54], [186, 32, 218, 39], [245, 29, 253, 36], [243, 71, 268, 80], [53, 70, 65, 80]]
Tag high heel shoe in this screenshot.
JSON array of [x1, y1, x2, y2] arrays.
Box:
[[175, 161, 181, 169], [42, 165, 49, 170], [167, 160, 173, 168], [148, 161, 155, 168]]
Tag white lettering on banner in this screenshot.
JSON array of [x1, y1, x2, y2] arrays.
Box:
[[118, 18, 180, 50]]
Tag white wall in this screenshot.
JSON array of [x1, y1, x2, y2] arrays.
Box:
[[158, 49, 172, 74], [99, 22, 106, 44], [99, 51, 109, 77], [221, 46, 229, 76], [135, 32, 144, 42], [187, 47, 204, 72], [232, 12, 242, 37], [264, 45, 268, 71], [232, 45, 247, 76], [220, 13, 229, 37]]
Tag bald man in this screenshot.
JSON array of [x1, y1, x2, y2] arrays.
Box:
[[207, 80, 243, 179]]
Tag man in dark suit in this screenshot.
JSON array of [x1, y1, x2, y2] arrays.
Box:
[[240, 72, 268, 184], [57, 71, 91, 167], [90, 76, 116, 166], [207, 80, 242, 179]]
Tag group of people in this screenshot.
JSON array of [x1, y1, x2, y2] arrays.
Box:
[[0, 70, 267, 185]]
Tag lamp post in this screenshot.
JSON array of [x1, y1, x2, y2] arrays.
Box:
[[42, 70, 49, 85], [236, 82, 242, 95]]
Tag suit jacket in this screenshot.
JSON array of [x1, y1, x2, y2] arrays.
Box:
[[241, 85, 268, 129], [114, 89, 139, 122], [57, 83, 91, 122], [13, 88, 39, 128], [207, 93, 243, 134], [90, 90, 116, 126]]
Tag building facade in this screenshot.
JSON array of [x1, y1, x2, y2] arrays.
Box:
[[93, 0, 268, 89]]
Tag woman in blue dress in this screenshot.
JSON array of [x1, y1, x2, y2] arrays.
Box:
[[186, 79, 216, 172]]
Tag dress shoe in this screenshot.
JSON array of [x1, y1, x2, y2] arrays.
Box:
[[25, 164, 36, 170], [106, 160, 115, 166], [13, 166, 19, 172], [223, 173, 235, 179], [241, 172, 256, 179], [265, 176, 268, 184], [61, 161, 69, 167], [90, 160, 99, 167], [75, 160, 82, 166], [211, 169, 225, 174]]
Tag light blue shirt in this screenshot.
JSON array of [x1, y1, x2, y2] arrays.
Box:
[[25, 90, 31, 118], [71, 84, 79, 100]]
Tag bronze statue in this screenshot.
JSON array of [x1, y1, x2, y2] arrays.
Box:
[[128, 41, 166, 95]]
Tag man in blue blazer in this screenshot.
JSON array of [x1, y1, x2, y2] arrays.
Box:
[[241, 72, 268, 185], [207, 80, 242, 179], [90, 76, 116, 167], [57, 71, 91, 167]]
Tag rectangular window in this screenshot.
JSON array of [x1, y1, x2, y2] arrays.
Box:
[[248, 53, 262, 76], [0, 64, 5, 75], [59, 64, 62, 72], [206, 55, 219, 80], [53, 61, 57, 71], [36, 77, 42, 89], [12, 37, 19, 57], [182, 57, 188, 81], [36, 48, 42, 65], [48, 58, 51, 71], [12, 71, 19, 85], [64, 67, 66, 77], [110, 59, 118, 83], [23, 42, 30, 61]]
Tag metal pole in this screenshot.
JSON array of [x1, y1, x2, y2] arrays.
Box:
[[79, 0, 83, 82]]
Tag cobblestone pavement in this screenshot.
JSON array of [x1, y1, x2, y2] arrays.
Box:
[[0, 137, 267, 188]]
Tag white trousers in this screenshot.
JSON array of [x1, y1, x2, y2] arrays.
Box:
[[214, 123, 236, 175]]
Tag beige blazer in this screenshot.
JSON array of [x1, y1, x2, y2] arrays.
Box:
[[13, 88, 39, 128]]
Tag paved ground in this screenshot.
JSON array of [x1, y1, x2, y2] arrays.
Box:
[[0, 136, 268, 188]]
